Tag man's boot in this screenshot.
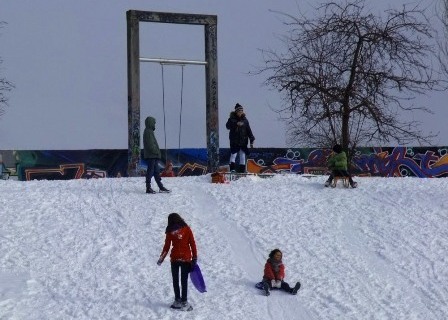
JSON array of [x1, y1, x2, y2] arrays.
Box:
[[229, 162, 236, 172], [238, 164, 246, 173], [159, 186, 171, 193], [146, 185, 156, 194]]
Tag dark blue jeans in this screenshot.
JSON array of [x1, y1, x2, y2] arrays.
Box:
[[262, 279, 293, 292], [145, 158, 163, 188], [171, 261, 190, 302]]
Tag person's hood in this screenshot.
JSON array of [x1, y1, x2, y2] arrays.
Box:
[[145, 117, 156, 130]]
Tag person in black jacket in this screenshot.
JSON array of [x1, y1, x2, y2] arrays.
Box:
[[225, 103, 255, 173]]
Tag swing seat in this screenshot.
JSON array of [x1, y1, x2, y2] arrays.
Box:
[[331, 176, 350, 188]]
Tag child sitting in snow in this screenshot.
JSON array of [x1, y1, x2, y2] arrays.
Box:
[[259, 249, 300, 296]]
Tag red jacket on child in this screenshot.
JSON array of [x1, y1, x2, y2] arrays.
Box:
[[160, 225, 197, 262], [263, 259, 285, 281]]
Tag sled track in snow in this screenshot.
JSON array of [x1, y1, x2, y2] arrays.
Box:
[[193, 183, 315, 320]]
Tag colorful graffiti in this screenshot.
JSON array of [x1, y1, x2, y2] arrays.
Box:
[[353, 147, 448, 177], [25, 163, 85, 180], [0, 146, 447, 181], [243, 147, 448, 177], [245, 148, 332, 175]]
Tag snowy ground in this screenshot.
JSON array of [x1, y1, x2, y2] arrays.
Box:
[[1, 175, 447, 320]]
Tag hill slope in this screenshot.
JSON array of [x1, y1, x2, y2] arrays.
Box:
[[1, 175, 447, 319]]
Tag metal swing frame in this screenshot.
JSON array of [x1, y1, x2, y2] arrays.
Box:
[[126, 10, 219, 176]]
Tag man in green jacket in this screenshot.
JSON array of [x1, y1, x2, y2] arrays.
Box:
[[324, 144, 357, 188], [143, 116, 171, 194]]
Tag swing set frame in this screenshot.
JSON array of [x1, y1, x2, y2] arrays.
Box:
[[126, 10, 219, 176]]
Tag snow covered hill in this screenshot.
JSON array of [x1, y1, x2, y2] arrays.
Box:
[[1, 175, 447, 319]]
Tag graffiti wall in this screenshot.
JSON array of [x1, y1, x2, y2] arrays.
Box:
[[1, 146, 447, 181], [241, 147, 448, 178]]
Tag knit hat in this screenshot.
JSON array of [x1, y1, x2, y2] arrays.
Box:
[[333, 144, 342, 153], [234, 103, 244, 112]]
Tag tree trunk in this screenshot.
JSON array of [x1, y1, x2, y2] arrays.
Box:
[[341, 104, 350, 152]]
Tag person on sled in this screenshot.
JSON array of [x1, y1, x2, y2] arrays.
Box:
[[324, 144, 358, 188]]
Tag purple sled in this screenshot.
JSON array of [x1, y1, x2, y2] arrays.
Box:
[[190, 264, 207, 293]]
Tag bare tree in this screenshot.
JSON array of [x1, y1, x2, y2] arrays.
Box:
[[259, 0, 445, 154], [0, 21, 14, 119]]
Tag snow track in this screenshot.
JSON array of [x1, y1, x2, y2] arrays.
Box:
[[200, 180, 314, 320]]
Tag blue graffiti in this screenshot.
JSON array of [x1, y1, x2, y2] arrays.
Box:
[[353, 147, 448, 177]]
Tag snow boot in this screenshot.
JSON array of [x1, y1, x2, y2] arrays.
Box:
[[180, 301, 193, 311], [291, 282, 301, 295], [350, 181, 358, 188], [159, 186, 171, 193], [263, 281, 270, 296], [170, 298, 182, 309], [229, 162, 236, 172], [237, 164, 246, 173], [324, 180, 331, 187], [146, 186, 156, 194]]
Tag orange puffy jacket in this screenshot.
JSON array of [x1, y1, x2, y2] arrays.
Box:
[[159, 225, 197, 263], [263, 259, 285, 281]]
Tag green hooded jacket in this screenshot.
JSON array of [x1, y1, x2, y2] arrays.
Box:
[[143, 117, 161, 159], [327, 151, 348, 171]]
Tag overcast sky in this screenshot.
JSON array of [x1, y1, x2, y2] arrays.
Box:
[[0, 0, 447, 150]]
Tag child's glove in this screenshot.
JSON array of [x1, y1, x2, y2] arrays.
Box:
[[157, 258, 163, 266], [191, 258, 197, 269]]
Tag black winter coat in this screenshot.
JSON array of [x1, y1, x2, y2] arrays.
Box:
[[226, 112, 255, 151]]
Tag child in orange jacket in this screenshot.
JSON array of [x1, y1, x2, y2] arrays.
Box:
[[157, 213, 197, 310], [261, 249, 301, 296]]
